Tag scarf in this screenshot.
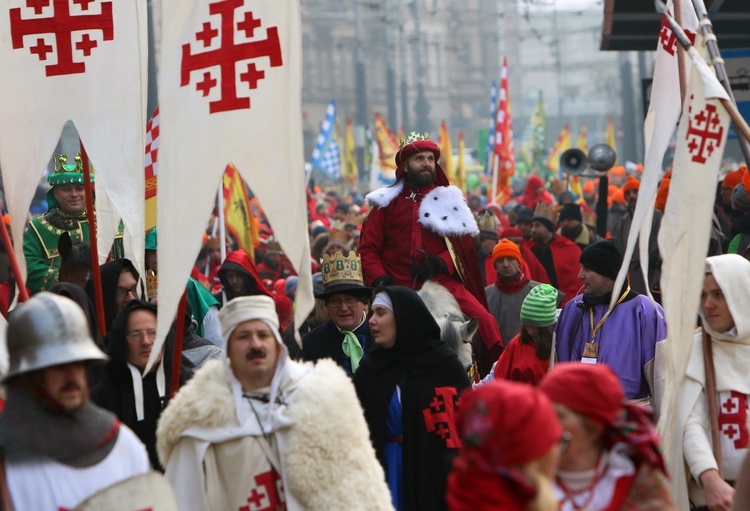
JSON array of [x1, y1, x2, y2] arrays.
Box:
[[494, 272, 529, 295], [127, 358, 166, 421], [0, 382, 120, 467], [340, 312, 367, 373]]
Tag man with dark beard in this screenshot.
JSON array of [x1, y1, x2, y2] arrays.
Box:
[[360, 133, 503, 371], [485, 239, 560, 345], [491, 284, 559, 385], [0, 293, 150, 509]]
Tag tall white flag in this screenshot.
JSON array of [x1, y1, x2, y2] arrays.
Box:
[[153, 0, 311, 368], [0, 0, 148, 280]]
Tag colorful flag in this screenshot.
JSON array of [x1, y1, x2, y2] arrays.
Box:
[[155, 0, 312, 371], [485, 80, 498, 175], [439, 120, 456, 184], [0, 0, 148, 280], [223, 164, 258, 260], [343, 118, 358, 186], [605, 116, 617, 162], [546, 124, 571, 175], [520, 90, 547, 173], [570, 122, 588, 197], [144, 107, 160, 232], [311, 99, 340, 180], [457, 131, 467, 193], [656, 31, 730, 510], [373, 113, 399, 183], [491, 57, 515, 204]]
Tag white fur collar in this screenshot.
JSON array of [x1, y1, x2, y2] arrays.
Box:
[[365, 179, 404, 208], [418, 186, 479, 237]]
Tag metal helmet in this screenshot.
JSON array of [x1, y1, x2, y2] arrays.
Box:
[[4, 292, 107, 380]]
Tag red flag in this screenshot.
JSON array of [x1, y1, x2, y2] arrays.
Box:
[[491, 57, 515, 204]]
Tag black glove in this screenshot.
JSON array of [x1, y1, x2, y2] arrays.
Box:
[[372, 275, 396, 287], [411, 256, 448, 281]]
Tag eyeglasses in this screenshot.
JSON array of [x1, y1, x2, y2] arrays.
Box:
[[116, 285, 138, 298], [126, 329, 157, 343], [326, 296, 360, 308], [559, 431, 572, 452]]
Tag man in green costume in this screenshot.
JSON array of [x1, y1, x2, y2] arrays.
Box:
[[23, 155, 92, 293]]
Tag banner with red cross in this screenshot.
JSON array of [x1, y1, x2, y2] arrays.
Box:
[[422, 387, 462, 449], [150, 0, 311, 371], [0, 0, 148, 281], [238, 470, 285, 511], [718, 391, 749, 450]]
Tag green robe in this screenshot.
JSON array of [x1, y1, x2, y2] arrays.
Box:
[[23, 208, 90, 293]]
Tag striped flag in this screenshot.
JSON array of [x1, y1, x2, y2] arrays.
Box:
[[485, 80, 498, 175], [491, 57, 515, 204], [144, 107, 160, 232], [311, 99, 340, 180]]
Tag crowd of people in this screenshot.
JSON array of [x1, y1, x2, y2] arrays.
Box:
[[0, 133, 750, 510]]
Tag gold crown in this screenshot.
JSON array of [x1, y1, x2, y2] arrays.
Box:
[[533, 201, 558, 224], [321, 251, 364, 287], [53, 154, 83, 174], [475, 210, 498, 232], [399, 131, 431, 148], [146, 269, 158, 301], [581, 209, 597, 227]]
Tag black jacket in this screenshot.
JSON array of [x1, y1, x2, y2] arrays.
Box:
[[301, 317, 375, 376]]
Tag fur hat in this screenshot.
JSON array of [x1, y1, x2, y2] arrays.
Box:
[[579, 238, 623, 280]]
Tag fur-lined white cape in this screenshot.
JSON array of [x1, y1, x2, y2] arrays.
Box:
[[156, 359, 393, 511]]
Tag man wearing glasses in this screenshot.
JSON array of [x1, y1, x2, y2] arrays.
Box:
[[301, 251, 374, 376], [92, 299, 193, 469]]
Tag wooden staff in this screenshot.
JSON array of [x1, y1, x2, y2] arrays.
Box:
[[702, 327, 723, 477], [170, 288, 188, 398], [0, 217, 29, 303], [79, 142, 106, 338]]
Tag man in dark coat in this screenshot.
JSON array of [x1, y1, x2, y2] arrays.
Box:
[[85, 258, 140, 337], [354, 285, 470, 511], [91, 300, 193, 470], [302, 251, 374, 376]]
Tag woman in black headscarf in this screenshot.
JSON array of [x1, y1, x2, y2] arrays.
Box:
[[354, 285, 470, 511]]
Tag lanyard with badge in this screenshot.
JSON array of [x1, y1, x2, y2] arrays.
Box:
[[582, 285, 630, 364]]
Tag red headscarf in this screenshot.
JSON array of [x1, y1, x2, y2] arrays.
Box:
[[446, 381, 562, 511]]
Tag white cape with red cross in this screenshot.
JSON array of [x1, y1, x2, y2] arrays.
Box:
[[150, 0, 311, 371], [0, 0, 147, 279]]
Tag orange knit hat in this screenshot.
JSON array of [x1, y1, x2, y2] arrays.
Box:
[[723, 168, 745, 189], [492, 239, 522, 265], [622, 176, 641, 193], [655, 178, 670, 211]]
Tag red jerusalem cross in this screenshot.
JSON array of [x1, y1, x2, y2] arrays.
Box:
[[658, 15, 695, 56], [181, 0, 283, 114], [9, 0, 114, 76], [718, 391, 749, 450], [238, 470, 284, 511], [422, 387, 462, 448], [686, 97, 724, 164]]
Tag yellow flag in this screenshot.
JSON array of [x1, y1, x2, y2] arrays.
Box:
[[439, 120, 455, 183], [606, 116, 618, 163], [570, 123, 588, 197], [223, 164, 258, 259], [546, 124, 571, 173], [344, 118, 358, 185], [457, 131, 466, 192]]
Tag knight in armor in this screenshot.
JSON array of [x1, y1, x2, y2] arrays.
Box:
[[0, 293, 150, 509], [157, 295, 392, 511], [23, 154, 92, 293]]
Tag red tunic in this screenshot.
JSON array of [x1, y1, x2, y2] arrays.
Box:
[[493, 334, 549, 385]]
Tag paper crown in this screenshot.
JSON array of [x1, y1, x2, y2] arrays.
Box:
[[582, 209, 597, 228], [48, 154, 93, 186], [321, 251, 364, 287], [146, 269, 158, 301], [476, 211, 499, 239], [533, 202, 558, 224], [399, 131, 431, 148]]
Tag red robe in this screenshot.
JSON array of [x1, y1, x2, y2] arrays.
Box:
[[360, 182, 502, 348], [527, 236, 582, 306], [493, 334, 549, 385]]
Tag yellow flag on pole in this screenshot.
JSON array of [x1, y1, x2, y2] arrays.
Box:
[[343, 118, 358, 186], [457, 131, 466, 192], [222, 164, 258, 259], [439, 120, 456, 183], [546, 123, 571, 174], [606, 116, 617, 163]]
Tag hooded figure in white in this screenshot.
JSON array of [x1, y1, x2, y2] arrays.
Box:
[[157, 295, 393, 511], [673, 254, 750, 510]]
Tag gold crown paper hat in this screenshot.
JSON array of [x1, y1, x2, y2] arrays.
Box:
[[532, 202, 559, 232], [317, 251, 372, 300]]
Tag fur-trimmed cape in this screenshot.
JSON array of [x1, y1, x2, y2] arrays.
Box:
[[157, 359, 394, 511]]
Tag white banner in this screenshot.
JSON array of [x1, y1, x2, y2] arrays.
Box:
[[0, 0, 148, 280], [153, 0, 311, 369]]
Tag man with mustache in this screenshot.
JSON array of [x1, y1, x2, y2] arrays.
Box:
[[360, 132, 503, 374], [0, 293, 150, 509], [157, 295, 392, 510]]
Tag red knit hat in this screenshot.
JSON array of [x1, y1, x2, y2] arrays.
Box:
[[458, 380, 562, 467], [539, 362, 623, 426], [723, 167, 745, 189], [622, 176, 641, 193], [500, 227, 523, 239], [492, 239, 522, 265]]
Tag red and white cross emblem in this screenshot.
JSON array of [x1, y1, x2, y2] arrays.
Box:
[[686, 95, 725, 164], [422, 387, 462, 449], [181, 0, 283, 114], [238, 469, 285, 511], [718, 391, 749, 450], [658, 14, 695, 57], [9, 0, 114, 76]]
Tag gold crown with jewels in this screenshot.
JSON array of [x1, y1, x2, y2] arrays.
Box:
[[320, 251, 364, 287], [399, 131, 431, 148]]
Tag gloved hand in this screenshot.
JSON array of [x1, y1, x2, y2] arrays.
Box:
[[373, 275, 396, 287], [410, 256, 448, 281]]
